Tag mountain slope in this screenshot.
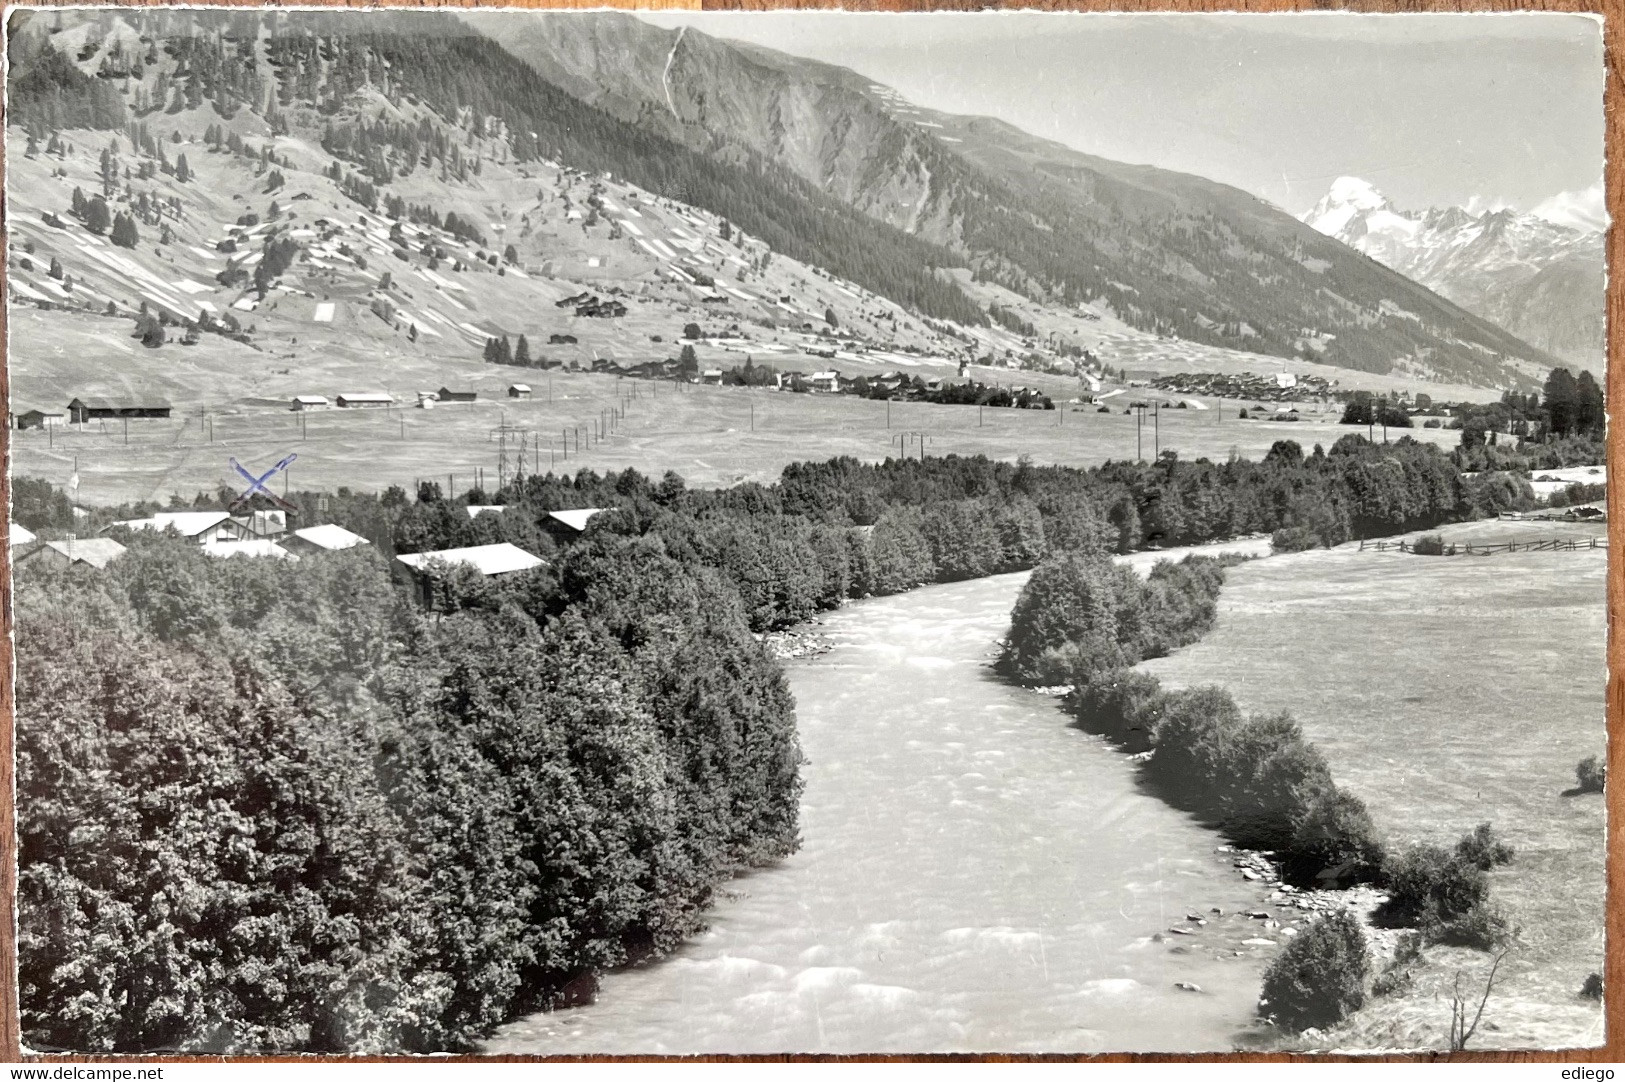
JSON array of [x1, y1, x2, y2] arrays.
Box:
[[8, 7, 1043, 414], [1303, 177, 1605, 372], [472, 11, 1562, 389]]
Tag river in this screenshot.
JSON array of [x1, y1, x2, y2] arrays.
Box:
[[485, 538, 1281, 1055]]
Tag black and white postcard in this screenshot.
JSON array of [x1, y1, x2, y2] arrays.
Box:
[[4, 7, 1608, 1056]]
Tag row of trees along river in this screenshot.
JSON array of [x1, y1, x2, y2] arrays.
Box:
[[13, 429, 1602, 1052]]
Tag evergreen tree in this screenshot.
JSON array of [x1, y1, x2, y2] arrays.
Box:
[[135, 313, 164, 348], [1542, 368, 1581, 439], [174, 153, 191, 182], [514, 335, 530, 366], [83, 197, 111, 235], [110, 212, 140, 250], [1575, 370, 1605, 439]]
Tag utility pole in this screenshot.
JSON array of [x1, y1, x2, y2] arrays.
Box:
[[1153, 402, 1160, 458], [1136, 405, 1143, 461]]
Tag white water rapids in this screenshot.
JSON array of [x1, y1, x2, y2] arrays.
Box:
[[486, 538, 1282, 1054]]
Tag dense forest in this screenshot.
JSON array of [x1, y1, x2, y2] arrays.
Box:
[[18, 526, 800, 1052]]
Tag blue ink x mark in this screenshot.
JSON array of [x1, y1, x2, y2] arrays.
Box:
[[230, 453, 297, 501]]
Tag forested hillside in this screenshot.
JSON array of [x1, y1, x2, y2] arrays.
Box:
[[7, 8, 983, 327]]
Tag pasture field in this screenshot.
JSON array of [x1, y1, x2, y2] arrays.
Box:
[[9, 304, 1466, 505], [1141, 521, 1607, 1050]]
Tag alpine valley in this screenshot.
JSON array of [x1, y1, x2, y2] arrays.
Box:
[[5, 8, 1580, 406]]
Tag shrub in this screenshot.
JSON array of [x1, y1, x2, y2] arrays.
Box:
[[1576, 755, 1606, 793], [1378, 844, 1488, 927], [1270, 526, 1321, 553], [1259, 910, 1371, 1031], [1454, 823, 1514, 870], [1068, 669, 1165, 753], [1436, 901, 1512, 950], [1137, 557, 1226, 658], [1411, 534, 1445, 556], [1142, 684, 1245, 802], [1285, 787, 1386, 885], [999, 548, 1145, 683], [1581, 973, 1604, 1000], [1423, 418, 1442, 428]]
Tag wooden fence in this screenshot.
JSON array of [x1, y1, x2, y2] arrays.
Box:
[[1358, 537, 1608, 556]]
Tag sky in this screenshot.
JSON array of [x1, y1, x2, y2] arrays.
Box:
[[636, 11, 1604, 217]]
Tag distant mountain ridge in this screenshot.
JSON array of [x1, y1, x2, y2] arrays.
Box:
[[468, 12, 1563, 388], [1302, 177, 1605, 372]]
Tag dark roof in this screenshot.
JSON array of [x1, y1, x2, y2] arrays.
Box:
[[69, 396, 172, 410]]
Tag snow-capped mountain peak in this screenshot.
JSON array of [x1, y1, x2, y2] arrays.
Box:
[[1300, 178, 1604, 370], [1303, 176, 1391, 235]]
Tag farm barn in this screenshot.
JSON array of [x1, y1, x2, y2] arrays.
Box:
[[67, 397, 172, 423], [336, 393, 396, 409], [14, 409, 65, 429]]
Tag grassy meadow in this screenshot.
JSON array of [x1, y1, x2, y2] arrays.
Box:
[[10, 303, 1467, 505], [1141, 520, 1607, 1050]]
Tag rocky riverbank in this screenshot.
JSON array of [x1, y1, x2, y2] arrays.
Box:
[[758, 626, 836, 660]]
